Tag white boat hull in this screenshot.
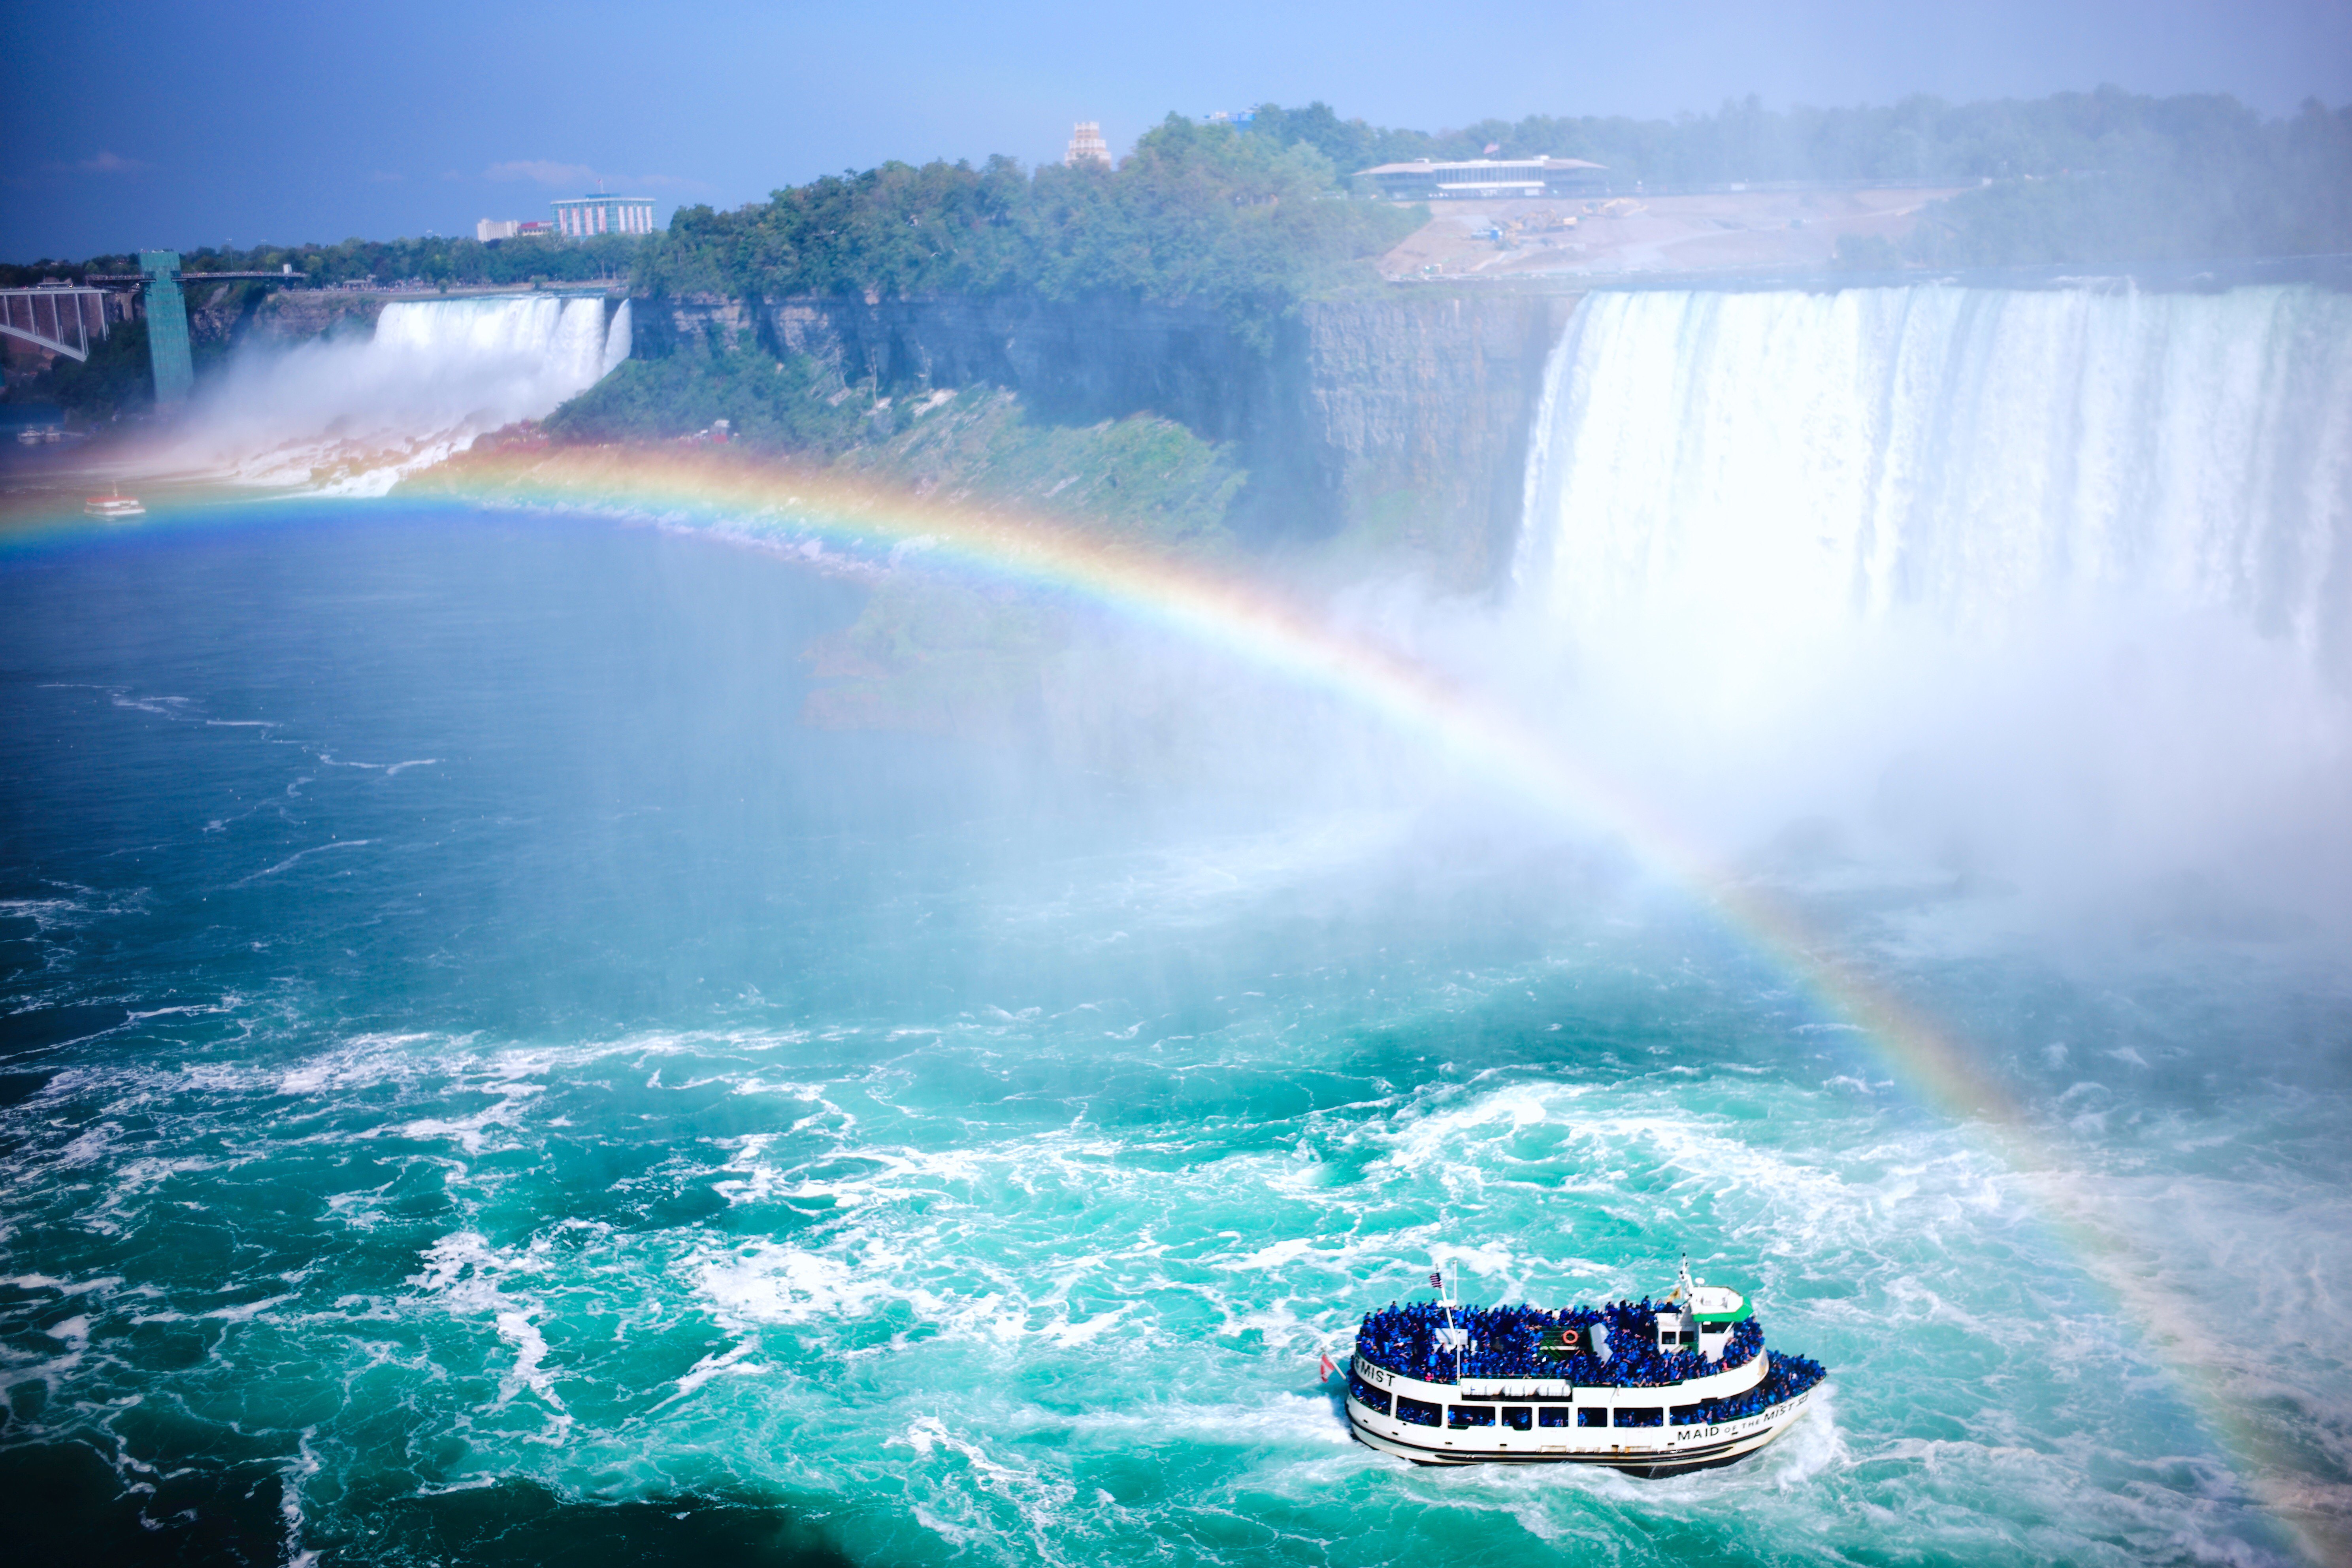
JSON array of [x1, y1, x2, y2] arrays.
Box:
[[1344, 1371, 1815, 1475]]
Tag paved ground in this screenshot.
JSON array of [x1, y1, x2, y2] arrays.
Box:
[[1376, 186, 1972, 279]]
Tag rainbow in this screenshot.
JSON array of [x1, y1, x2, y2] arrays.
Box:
[[6, 447, 2329, 1560]]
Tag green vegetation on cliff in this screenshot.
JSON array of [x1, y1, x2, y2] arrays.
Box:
[[841, 387, 1244, 554], [547, 332, 865, 452], [550, 329, 1243, 554], [792, 390, 1249, 739], [9, 320, 154, 419], [638, 117, 1419, 344]]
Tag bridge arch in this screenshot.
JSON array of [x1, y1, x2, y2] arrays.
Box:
[[0, 285, 111, 362]]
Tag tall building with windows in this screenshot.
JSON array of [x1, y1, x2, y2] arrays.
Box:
[[550, 194, 658, 238], [1064, 122, 1111, 168]]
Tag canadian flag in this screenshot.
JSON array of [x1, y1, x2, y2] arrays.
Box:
[[1319, 1352, 1337, 1381]]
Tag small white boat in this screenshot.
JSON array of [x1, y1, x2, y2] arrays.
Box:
[[85, 490, 145, 520], [1342, 1259, 1824, 1474]]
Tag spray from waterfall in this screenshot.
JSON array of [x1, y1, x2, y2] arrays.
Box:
[[146, 294, 631, 496], [1507, 283, 2352, 925]]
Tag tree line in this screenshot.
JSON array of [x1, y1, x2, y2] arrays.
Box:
[[1240, 87, 2352, 265], [1, 231, 644, 292], [637, 115, 1418, 347]]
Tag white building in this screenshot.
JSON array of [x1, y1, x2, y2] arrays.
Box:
[[1357, 156, 1610, 201], [551, 195, 658, 238], [1065, 122, 1111, 168]]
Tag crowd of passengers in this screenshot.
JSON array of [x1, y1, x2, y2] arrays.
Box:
[[1354, 1297, 1767, 1387], [1676, 1350, 1828, 1424]]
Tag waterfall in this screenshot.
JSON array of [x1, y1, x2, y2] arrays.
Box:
[[1509, 285, 2352, 911], [160, 294, 632, 495]]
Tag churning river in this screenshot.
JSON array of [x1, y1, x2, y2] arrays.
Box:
[[3, 281, 2348, 1568]]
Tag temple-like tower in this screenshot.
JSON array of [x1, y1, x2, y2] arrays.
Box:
[[1065, 122, 1111, 168]]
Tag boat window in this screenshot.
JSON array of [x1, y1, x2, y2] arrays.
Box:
[[1501, 1406, 1532, 1431], [1615, 1407, 1664, 1428], [1447, 1405, 1496, 1429], [1348, 1372, 1391, 1415], [1396, 1395, 1441, 1427], [1577, 1408, 1608, 1428], [1539, 1407, 1571, 1428]]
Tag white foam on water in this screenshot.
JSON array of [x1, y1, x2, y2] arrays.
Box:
[[691, 1236, 959, 1332], [0, 1273, 124, 1297], [281, 1425, 321, 1568], [890, 1415, 1082, 1564], [661, 1336, 766, 1405], [405, 1230, 571, 1438], [396, 1078, 545, 1156], [0, 918, 2329, 1563]]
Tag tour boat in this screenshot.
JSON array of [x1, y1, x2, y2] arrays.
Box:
[[1341, 1259, 1825, 1474], [84, 490, 144, 520]]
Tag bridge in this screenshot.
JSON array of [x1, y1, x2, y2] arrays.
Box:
[[50, 251, 301, 407], [0, 283, 112, 362], [2, 254, 306, 407]]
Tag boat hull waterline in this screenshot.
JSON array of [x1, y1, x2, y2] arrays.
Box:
[[1345, 1366, 1815, 1474]]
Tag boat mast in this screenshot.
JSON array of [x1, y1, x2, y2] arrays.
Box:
[[1434, 1262, 1463, 1383]]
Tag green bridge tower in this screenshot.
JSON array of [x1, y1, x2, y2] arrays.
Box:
[[140, 250, 194, 406]]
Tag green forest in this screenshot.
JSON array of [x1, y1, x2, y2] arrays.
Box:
[[637, 115, 1418, 344]]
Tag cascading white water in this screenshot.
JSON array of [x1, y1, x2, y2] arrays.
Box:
[[159, 294, 631, 495], [1510, 284, 2352, 917]]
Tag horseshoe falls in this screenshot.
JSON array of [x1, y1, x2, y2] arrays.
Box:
[[1515, 284, 2352, 914], [4, 283, 2350, 1568]]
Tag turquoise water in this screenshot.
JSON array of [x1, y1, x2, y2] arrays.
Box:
[[3, 505, 2345, 1566]]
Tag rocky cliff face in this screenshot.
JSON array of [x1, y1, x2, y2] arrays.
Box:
[[246, 290, 384, 341], [638, 287, 1581, 592], [1300, 290, 1581, 592]]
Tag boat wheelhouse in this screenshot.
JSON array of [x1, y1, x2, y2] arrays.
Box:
[[1343, 1261, 1825, 1474]]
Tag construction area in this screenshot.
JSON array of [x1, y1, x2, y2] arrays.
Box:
[[1377, 185, 1971, 279]]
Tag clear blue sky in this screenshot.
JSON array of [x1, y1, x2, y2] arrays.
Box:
[[6, 0, 2347, 259]]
